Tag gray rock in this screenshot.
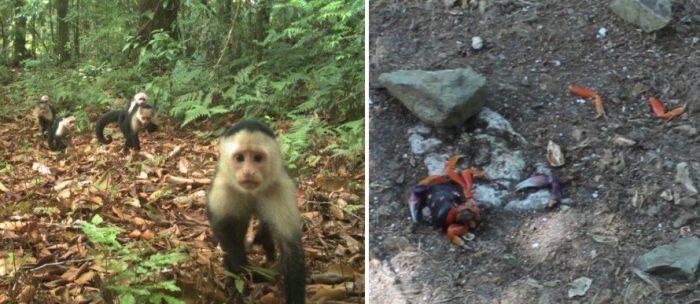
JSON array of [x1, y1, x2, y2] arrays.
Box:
[[379, 68, 486, 127], [633, 236, 700, 281], [505, 190, 551, 210], [610, 0, 672, 32], [675, 162, 698, 195]]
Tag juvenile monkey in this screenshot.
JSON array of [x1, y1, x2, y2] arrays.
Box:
[[207, 119, 306, 303], [32, 95, 56, 136], [48, 115, 76, 151], [95, 92, 159, 136], [95, 103, 156, 151]]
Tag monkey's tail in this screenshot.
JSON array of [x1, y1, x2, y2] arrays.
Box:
[[95, 110, 122, 144]]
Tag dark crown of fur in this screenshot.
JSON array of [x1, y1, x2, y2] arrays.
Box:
[[134, 103, 154, 110], [223, 119, 276, 139]]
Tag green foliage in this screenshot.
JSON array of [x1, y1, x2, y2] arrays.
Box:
[[279, 116, 331, 173], [0, 65, 10, 84], [345, 204, 364, 213], [33, 206, 59, 215], [78, 215, 187, 304], [0, 162, 14, 174], [322, 118, 364, 164]]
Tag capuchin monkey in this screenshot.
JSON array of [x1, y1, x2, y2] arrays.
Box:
[[128, 92, 159, 132], [48, 115, 76, 151], [95, 103, 156, 151], [32, 95, 56, 136], [207, 119, 306, 304], [96, 92, 159, 135]]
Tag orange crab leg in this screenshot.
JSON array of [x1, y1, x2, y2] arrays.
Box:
[[461, 168, 485, 199], [569, 85, 598, 98], [418, 175, 448, 186], [650, 97, 685, 120], [659, 105, 686, 120], [447, 224, 468, 246], [593, 95, 605, 118], [570, 85, 605, 119], [649, 97, 666, 117], [445, 155, 467, 189]]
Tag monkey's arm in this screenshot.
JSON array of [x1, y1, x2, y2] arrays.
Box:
[[39, 117, 52, 135], [95, 110, 123, 144], [145, 122, 159, 133], [119, 120, 135, 151]]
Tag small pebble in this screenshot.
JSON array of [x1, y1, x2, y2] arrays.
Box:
[[597, 27, 608, 39], [592, 192, 599, 199], [673, 213, 698, 228], [471, 36, 484, 50]]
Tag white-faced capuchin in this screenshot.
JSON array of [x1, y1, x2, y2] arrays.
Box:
[[207, 119, 306, 303], [48, 115, 76, 151], [32, 95, 56, 136], [95, 103, 156, 151], [95, 92, 159, 136]]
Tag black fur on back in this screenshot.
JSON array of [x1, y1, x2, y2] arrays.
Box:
[[223, 119, 276, 139]]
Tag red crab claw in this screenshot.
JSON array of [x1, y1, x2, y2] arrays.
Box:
[[515, 175, 562, 207], [447, 223, 468, 246], [408, 185, 430, 223]]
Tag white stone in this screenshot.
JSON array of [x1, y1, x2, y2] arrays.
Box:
[[471, 36, 484, 50]]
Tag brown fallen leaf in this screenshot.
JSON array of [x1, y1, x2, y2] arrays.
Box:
[[178, 158, 190, 174], [0, 181, 10, 192], [308, 284, 347, 303], [74, 270, 96, 285], [17, 285, 36, 303], [259, 292, 281, 304], [142, 229, 155, 241], [168, 145, 183, 159], [128, 229, 142, 239], [165, 175, 211, 185]]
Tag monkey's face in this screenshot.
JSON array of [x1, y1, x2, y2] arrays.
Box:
[[134, 92, 148, 104], [64, 116, 76, 129], [137, 109, 154, 125], [230, 150, 267, 190]]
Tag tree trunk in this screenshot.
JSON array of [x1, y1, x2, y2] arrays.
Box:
[[72, 0, 80, 58], [55, 0, 69, 62], [137, 0, 180, 43], [48, 0, 55, 44], [252, 0, 270, 62], [12, 0, 30, 66], [1, 20, 7, 56]]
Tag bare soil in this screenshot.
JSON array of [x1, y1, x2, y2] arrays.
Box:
[[368, 0, 700, 303]]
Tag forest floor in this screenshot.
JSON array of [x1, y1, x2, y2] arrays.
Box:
[[369, 0, 700, 303], [0, 101, 365, 303]]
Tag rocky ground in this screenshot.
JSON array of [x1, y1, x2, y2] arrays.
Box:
[[368, 0, 700, 303]]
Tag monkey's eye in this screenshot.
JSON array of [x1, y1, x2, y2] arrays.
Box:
[[253, 154, 264, 162], [235, 154, 245, 162]]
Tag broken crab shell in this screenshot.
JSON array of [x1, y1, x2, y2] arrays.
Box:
[[546, 140, 565, 167]]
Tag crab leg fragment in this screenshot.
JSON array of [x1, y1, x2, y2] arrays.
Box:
[[649, 97, 685, 120], [569, 85, 605, 119], [515, 175, 562, 208]]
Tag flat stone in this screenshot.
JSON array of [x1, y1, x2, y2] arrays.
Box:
[[379, 68, 486, 127], [505, 190, 551, 210], [675, 162, 698, 195], [633, 236, 700, 281], [610, 0, 672, 32]]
